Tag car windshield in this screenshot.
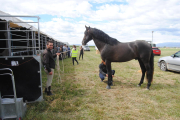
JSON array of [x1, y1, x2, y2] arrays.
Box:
[[174, 51, 180, 57]]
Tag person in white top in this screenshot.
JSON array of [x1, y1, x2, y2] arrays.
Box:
[[63, 44, 67, 59]]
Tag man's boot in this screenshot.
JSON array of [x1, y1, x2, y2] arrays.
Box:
[[47, 86, 53, 96], [45, 88, 47, 93]]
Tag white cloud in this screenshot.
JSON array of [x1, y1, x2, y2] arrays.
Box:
[[0, 0, 180, 45], [1, 0, 93, 18], [39, 18, 88, 44]]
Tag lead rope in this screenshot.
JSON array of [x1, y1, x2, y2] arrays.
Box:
[[59, 53, 64, 72], [56, 51, 70, 83], [56, 55, 61, 84], [56, 53, 65, 84]]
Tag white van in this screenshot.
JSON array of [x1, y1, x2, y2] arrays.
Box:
[[82, 45, 90, 51]]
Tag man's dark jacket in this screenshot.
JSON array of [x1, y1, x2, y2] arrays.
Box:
[[99, 63, 107, 76], [43, 48, 56, 73], [99, 63, 115, 76]]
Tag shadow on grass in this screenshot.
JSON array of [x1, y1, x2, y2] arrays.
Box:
[[102, 80, 139, 89], [101, 78, 179, 91], [165, 70, 180, 74]]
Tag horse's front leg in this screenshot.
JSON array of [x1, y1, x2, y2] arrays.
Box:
[[106, 60, 112, 89]]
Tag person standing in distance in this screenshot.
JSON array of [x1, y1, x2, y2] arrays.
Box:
[[43, 40, 61, 96], [79, 46, 84, 60], [63, 44, 67, 59], [71, 45, 79, 65], [57, 45, 60, 53], [67, 46, 71, 58]]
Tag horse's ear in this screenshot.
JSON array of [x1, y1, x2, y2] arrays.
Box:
[[85, 25, 88, 29]]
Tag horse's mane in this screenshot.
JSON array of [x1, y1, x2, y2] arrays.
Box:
[[91, 28, 120, 45]]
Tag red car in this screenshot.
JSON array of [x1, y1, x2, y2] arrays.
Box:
[[152, 47, 161, 56]]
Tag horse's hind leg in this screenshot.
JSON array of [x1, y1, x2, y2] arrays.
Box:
[[144, 63, 152, 90], [138, 59, 146, 87], [105, 60, 112, 89]]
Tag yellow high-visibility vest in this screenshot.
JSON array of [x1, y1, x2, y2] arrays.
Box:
[[72, 49, 78, 57]]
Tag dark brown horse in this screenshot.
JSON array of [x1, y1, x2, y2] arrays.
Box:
[[82, 26, 154, 89]]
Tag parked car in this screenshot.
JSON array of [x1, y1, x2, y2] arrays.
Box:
[[152, 47, 161, 56], [82, 45, 90, 51], [158, 51, 180, 72]]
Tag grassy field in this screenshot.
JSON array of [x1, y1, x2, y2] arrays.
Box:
[[24, 47, 180, 120]]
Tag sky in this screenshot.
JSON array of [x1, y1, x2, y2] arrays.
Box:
[[1, 0, 180, 45]]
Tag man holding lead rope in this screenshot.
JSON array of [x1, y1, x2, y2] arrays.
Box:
[[43, 40, 61, 96]]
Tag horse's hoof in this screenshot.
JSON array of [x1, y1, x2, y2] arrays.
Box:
[[137, 84, 141, 87], [146, 88, 150, 90], [106, 85, 111, 89]]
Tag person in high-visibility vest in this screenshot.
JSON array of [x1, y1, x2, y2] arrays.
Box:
[[71, 45, 79, 65]]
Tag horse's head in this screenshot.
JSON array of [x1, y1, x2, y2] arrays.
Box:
[[82, 25, 93, 45]]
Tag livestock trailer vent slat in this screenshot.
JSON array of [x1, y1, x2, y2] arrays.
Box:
[[0, 15, 43, 102]]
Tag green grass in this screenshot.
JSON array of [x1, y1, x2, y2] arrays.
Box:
[[24, 47, 180, 120]]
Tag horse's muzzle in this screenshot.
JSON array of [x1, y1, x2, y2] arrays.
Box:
[[82, 41, 86, 45]]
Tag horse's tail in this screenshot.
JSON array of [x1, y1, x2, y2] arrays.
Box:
[[149, 50, 154, 82]]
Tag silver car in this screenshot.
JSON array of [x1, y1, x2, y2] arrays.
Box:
[[158, 51, 180, 72], [82, 45, 90, 51]]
